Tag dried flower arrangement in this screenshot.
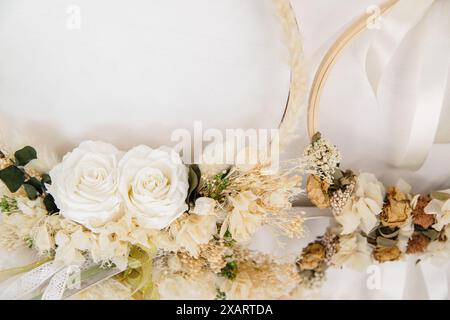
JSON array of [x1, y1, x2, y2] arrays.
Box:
[[298, 133, 450, 286]]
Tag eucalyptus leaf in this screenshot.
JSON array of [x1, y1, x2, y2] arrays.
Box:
[[41, 174, 52, 186], [25, 177, 44, 194], [422, 229, 440, 241], [0, 165, 25, 193], [43, 194, 59, 214], [376, 237, 398, 248], [187, 165, 201, 203], [24, 184, 39, 200], [14, 146, 37, 166], [378, 227, 400, 239], [367, 226, 379, 239], [221, 261, 238, 280]]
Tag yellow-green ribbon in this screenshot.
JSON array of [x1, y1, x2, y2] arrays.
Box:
[[0, 257, 52, 282], [116, 243, 159, 300]]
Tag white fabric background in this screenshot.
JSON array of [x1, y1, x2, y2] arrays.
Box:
[[0, 0, 449, 299]]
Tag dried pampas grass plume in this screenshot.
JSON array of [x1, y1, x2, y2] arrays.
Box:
[[273, 0, 307, 151]]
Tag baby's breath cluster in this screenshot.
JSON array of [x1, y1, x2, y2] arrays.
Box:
[[303, 132, 341, 183]]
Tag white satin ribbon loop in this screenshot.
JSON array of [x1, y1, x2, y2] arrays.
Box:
[[365, 0, 434, 93], [372, 0, 450, 170], [397, 0, 450, 169]]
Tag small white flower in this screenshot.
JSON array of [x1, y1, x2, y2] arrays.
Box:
[[336, 173, 385, 235], [48, 141, 123, 230], [34, 223, 54, 253], [331, 233, 371, 271], [303, 135, 341, 183], [118, 146, 189, 230], [424, 190, 450, 231], [54, 231, 85, 266], [424, 226, 450, 266], [190, 197, 216, 216], [262, 190, 291, 210], [16, 197, 47, 217], [170, 214, 217, 257], [220, 191, 262, 243]]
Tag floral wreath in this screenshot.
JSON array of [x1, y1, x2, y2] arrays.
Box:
[[1, 0, 448, 300], [0, 0, 308, 300]]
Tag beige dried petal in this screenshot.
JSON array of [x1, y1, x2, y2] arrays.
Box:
[[297, 242, 326, 270], [373, 246, 401, 263], [380, 187, 411, 228], [306, 175, 330, 209]]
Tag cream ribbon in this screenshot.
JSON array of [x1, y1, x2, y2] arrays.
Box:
[[365, 0, 434, 92], [0, 261, 65, 300], [0, 259, 112, 300], [367, 0, 450, 169]]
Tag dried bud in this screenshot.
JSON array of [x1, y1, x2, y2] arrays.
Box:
[[412, 195, 434, 229], [380, 187, 411, 228], [373, 246, 401, 263], [297, 242, 326, 271], [406, 233, 431, 254], [306, 175, 330, 209]]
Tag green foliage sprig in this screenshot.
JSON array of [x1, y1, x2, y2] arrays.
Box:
[[221, 260, 238, 280], [0, 195, 19, 215], [0, 146, 59, 215], [202, 171, 230, 202], [215, 289, 226, 300]]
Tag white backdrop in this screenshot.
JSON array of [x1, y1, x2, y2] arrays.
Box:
[[0, 0, 449, 299]]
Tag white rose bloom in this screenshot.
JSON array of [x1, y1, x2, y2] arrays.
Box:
[[118, 146, 189, 230], [48, 141, 123, 230], [336, 173, 385, 235]]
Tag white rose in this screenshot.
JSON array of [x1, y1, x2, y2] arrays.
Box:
[[48, 141, 123, 230], [118, 146, 189, 230]]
